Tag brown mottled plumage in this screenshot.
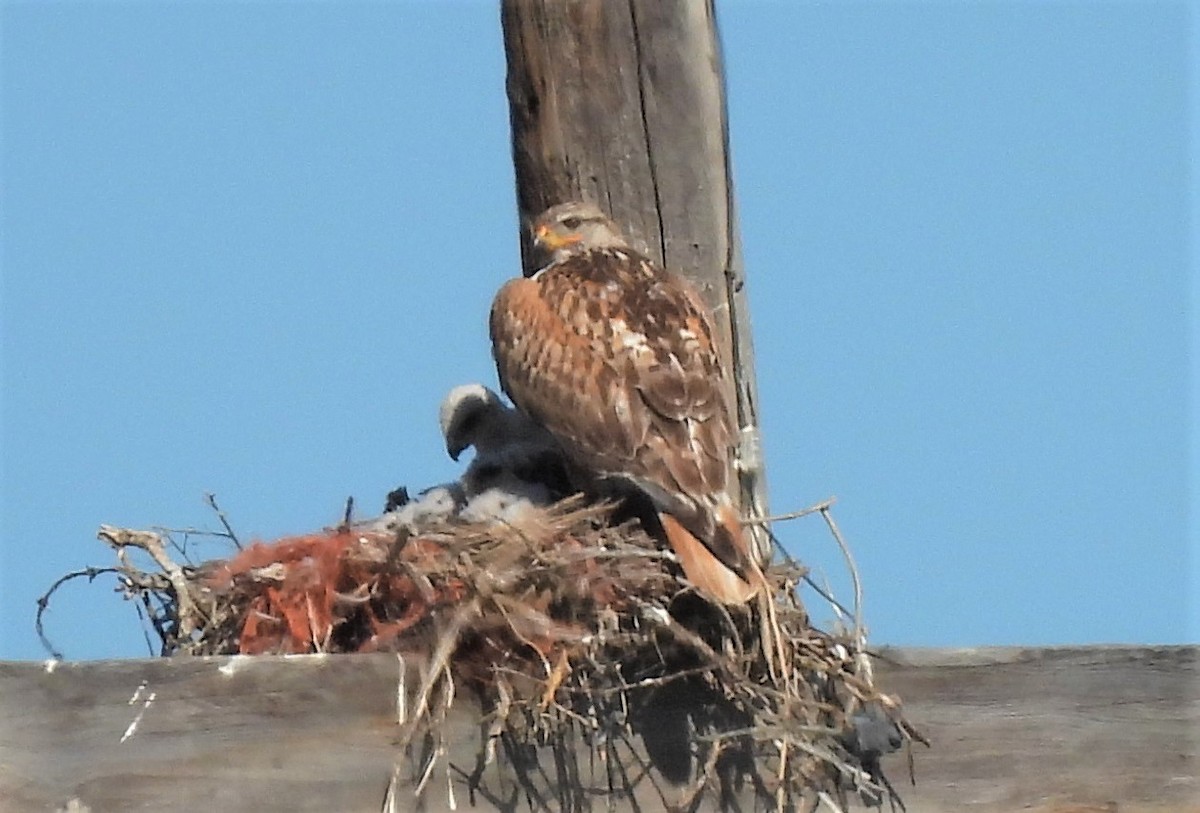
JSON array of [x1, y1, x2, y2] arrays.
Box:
[[489, 201, 762, 604]]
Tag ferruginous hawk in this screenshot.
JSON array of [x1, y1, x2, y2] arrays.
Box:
[[489, 201, 763, 604]]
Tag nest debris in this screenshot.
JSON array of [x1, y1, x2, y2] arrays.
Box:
[[46, 494, 926, 811]]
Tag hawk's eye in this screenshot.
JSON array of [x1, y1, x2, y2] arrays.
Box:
[[561, 216, 583, 230]]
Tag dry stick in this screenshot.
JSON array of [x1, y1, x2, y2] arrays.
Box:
[[498, 730, 553, 812], [151, 526, 237, 562], [744, 494, 851, 686], [817, 570, 850, 634], [817, 507, 869, 682], [693, 722, 842, 743], [304, 593, 327, 653], [131, 597, 157, 656], [745, 497, 837, 526], [412, 674, 455, 799], [614, 729, 665, 808], [579, 664, 718, 695], [729, 494, 899, 799], [745, 496, 837, 568], [204, 492, 242, 550], [473, 675, 513, 784], [799, 573, 856, 622], [765, 734, 879, 797], [556, 547, 675, 563], [413, 734, 440, 798], [754, 576, 788, 687], [816, 790, 848, 813], [394, 653, 409, 726], [401, 597, 480, 747], [676, 736, 723, 813], [444, 742, 456, 812], [776, 739, 789, 813], [615, 730, 654, 799], [98, 525, 204, 636], [633, 601, 734, 678], [380, 762, 402, 813], [755, 496, 872, 684]]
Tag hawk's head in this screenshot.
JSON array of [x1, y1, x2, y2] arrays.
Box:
[[438, 383, 505, 461], [531, 201, 629, 262]]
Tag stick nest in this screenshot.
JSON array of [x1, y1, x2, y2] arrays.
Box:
[[60, 496, 923, 811]]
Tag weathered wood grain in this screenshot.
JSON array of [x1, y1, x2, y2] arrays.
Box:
[[501, 0, 770, 549], [875, 645, 1200, 812], [2, 646, 1196, 812], [503, 1, 728, 277]]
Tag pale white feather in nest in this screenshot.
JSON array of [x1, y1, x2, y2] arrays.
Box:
[[439, 383, 568, 524], [364, 482, 466, 535]]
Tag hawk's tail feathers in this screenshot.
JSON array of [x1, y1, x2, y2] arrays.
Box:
[[659, 511, 762, 605]]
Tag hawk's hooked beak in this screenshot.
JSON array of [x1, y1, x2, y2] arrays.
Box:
[[534, 224, 583, 250], [446, 438, 467, 462]]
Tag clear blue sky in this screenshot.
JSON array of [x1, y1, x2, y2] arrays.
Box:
[[1, 2, 1193, 662]]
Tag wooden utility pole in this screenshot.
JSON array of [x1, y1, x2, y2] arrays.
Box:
[[501, 0, 770, 559]]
